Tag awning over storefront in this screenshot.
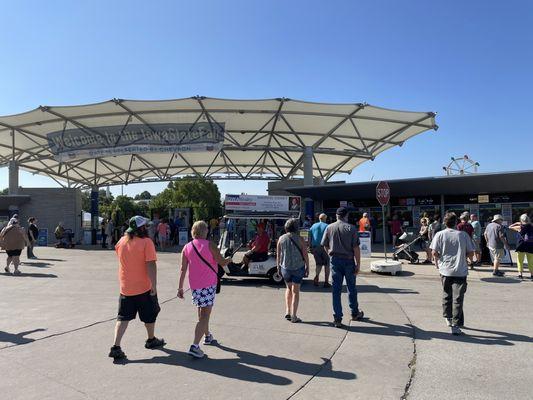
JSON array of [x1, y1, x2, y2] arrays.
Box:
[[0, 97, 437, 188]]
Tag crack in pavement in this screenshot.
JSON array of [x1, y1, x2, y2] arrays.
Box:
[[285, 320, 352, 400]]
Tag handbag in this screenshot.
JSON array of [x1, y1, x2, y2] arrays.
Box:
[[191, 241, 223, 294], [288, 235, 307, 270]]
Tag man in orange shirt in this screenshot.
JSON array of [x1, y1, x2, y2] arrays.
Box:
[[108, 216, 165, 360], [358, 213, 371, 232]]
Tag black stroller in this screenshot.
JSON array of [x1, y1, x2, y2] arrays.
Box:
[[393, 232, 420, 264]]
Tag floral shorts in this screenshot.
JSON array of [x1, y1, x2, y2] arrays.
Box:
[[191, 285, 216, 308]]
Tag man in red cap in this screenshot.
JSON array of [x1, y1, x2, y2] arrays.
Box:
[[241, 223, 270, 270]]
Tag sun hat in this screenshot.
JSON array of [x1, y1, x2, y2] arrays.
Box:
[[336, 207, 348, 217], [492, 214, 504, 222], [126, 215, 149, 233]]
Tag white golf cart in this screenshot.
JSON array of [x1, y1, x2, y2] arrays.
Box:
[[218, 212, 301, 283], [218, 206, 300, 284], [218, 194, 301, 284]]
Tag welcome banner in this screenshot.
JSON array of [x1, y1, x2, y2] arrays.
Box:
[[47, 122, 224, 161]]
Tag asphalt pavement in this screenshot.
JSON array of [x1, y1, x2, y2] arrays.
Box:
[[0, 245, 531, 399]]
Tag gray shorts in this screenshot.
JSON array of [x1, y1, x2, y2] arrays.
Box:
[[473, 239, 481, 252], [311, 246, 330, 267]]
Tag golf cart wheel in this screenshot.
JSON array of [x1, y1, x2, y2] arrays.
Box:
[[269, 269, 284, 284]]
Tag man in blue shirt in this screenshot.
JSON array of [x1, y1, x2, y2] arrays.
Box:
[[309, 213, 330, 288]]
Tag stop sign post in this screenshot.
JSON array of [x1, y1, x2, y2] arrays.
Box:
[[376, 181, 391, 260]]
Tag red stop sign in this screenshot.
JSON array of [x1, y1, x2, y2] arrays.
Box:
[[376, 181, 390, 206]]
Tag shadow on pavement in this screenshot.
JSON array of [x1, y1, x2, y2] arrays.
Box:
[[221, 278, 419, 295], [20, 262, 52, 268], [124, 344, 356, 385], [480, 277, 521, 284], [0, 328, 46, 345], [337, 320, 532, 346], [31, 258, 65, 262], [300, 284, 419, 295], [2, 272, 58, 278]]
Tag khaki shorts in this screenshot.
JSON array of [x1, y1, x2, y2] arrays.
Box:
[[489, 247, 505, 262]]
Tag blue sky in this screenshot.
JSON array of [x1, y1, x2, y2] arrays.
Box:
[[1, 0, 531, 198]]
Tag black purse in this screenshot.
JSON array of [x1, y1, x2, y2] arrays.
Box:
[[191, 242, 223, 294]]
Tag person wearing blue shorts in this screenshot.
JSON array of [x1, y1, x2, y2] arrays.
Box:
[[276, 218, 309, 323]]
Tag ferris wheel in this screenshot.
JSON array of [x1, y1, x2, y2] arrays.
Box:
[[443, 155, 480, 176]]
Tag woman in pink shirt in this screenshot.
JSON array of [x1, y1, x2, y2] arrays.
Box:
[[178, 221, 231, 358]]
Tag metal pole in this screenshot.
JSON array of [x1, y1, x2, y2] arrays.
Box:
[[382, 205, 387, 261], [303, 146, 314, 219]]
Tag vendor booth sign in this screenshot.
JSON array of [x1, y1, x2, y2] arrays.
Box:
[[359, 231, 372, 258], [37, 228, 48, 246], [48, 122, 224, 162], [224, 195, 301, 213], [178, 228, 189, 246]]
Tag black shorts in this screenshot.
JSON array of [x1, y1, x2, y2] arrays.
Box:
[[117, 290, 160, 323], [311, 246, 330, 267], [244, 250, 268, 262], [6, 249, 22, 257]]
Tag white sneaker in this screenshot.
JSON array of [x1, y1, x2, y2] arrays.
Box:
[[445, 318, 452, 327], [188, 345, 205, 358]]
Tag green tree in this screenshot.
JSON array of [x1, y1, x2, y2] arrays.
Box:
[[150, 178, 222, 221], [111, 195, 147, 226], [81, 190, 114, 216], [134, 190, 152, 200], [1, 188, 9, 195]]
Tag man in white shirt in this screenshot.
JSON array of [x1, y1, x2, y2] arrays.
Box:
[[430, 212, 475, 335]]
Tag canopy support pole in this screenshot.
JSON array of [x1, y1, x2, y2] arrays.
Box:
[[303, 146, 314, 219], [8, 130, 19, 195], [91, 185, 99, 245]]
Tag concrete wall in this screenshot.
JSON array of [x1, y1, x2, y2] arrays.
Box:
[[18, 188, 82, 245]]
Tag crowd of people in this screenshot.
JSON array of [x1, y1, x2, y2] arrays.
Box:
[[109, 207, 366, 359], [99, 214, 197, 251], [109, 206, 533, 359], [2, 206, 531, 360]]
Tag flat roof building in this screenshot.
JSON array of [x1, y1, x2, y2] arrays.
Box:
[[272, 170, 533, 243]]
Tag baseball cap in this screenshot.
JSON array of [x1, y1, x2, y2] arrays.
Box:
[[126, 215, 149, 233], [336, 207, 348, 217]]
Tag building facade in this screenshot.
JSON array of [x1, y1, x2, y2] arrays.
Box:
[[272, 170, 533, 244]]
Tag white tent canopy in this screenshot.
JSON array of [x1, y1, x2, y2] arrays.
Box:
[[0, 97, 437, 188]]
